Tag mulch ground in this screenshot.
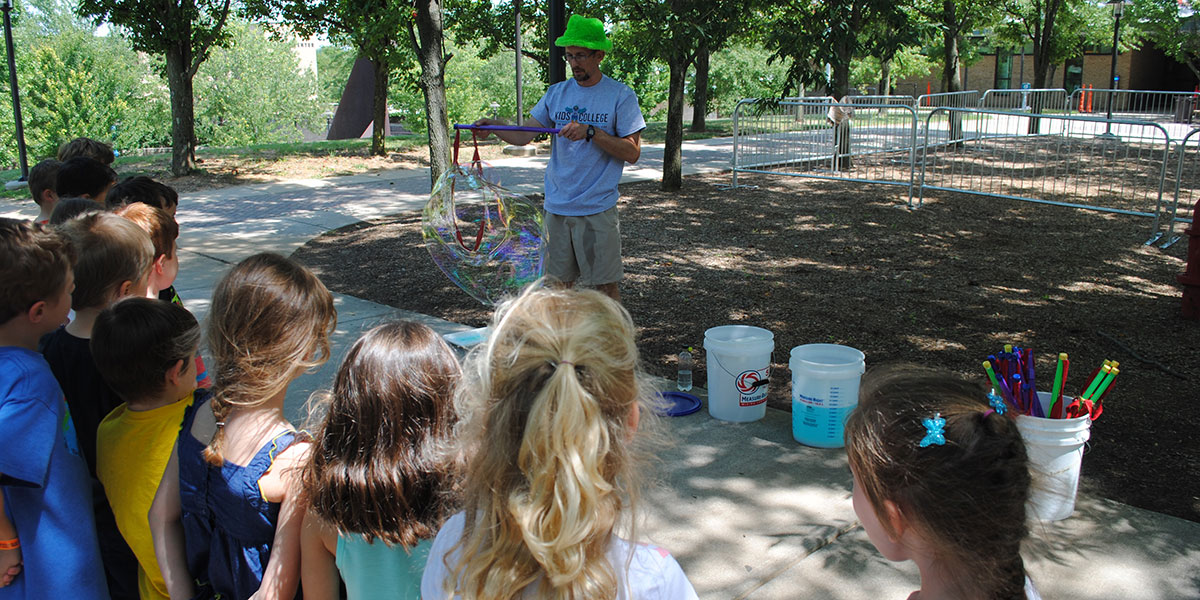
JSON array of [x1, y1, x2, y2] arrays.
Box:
[[292, 171, 1199, 523]]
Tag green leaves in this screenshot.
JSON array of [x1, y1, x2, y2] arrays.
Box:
[[192, 21, 324, 147], [1126, 0, 1200, 80]]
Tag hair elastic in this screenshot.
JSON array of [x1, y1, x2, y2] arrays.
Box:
[[557, 361, 575, 367], [982, 408, 996, 418], [0, 538, 19, 550], [986, 392, 1007, 415], [919, 413, 947, 448]]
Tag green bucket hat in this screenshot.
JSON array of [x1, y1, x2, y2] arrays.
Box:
[[554, 15, 612, 52]]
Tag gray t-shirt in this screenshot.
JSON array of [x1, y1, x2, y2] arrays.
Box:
[[530, 74, 646, 216]]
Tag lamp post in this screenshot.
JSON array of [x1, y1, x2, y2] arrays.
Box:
[[1103, 0, 1125, 137], [502, 0, 536, 156], [2, 0, 29, 187], [514, 0, 522, 127]]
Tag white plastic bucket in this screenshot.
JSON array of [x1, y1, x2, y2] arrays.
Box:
[[703, 326, 774, 422], [789, 344, 866, 448], [1016, 391, 1091, 521]]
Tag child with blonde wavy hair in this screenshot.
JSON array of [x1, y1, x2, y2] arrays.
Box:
[[845, 364, 1041, 600], [300, 321, 461, 600], [420, 284, 698, 600], [152, 253, 336, 600]]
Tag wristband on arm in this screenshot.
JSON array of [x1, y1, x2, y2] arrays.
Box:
[[0, 539, 18, 550]]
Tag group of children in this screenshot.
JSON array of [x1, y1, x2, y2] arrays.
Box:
[[2, 137, 1042, 600]]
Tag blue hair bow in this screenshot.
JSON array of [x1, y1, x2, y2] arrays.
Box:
[[919, 413, 946, 448], [987, 392, 1007, 415]]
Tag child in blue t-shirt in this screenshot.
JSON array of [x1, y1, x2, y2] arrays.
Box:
[[0, 218, 108, 599]]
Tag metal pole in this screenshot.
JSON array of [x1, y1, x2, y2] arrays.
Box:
[[514, 0, 522, 126], [1104, 1, 1123, 135], [3, 0, 29, 181]]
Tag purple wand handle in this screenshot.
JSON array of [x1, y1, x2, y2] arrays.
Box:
[[454, 123, 561, 134]]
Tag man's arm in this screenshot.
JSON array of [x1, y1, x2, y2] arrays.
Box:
[[558, 122, 642, 164], [470, 118, 546, 146]]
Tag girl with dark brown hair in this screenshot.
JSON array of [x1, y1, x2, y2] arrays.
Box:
[[845, 364, 1041, 600], [299, 321, 461, 600]]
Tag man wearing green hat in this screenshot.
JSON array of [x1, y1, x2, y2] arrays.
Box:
[[474, 14, 646, 303]]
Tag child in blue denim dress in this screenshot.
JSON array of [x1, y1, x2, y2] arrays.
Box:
[[151, 253, 336, 599]]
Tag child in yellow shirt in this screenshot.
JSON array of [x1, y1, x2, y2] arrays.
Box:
[[92, 297, 201, 600]]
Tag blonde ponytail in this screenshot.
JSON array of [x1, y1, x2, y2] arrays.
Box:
[[447, 283, 651, 599]]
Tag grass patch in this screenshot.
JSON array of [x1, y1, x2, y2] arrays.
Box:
[[113, 136, 428, 175], [640, 119, 734, 144]]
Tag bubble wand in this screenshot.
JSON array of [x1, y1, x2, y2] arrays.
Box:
[[1049, 353, 1069, 419], [454, 123, 562, 134], [1080, 361, 1113, 400]]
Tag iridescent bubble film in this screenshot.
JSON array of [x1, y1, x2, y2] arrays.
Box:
[[422, 162, 545, 306]]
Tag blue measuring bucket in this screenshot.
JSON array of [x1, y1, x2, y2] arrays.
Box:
[[789, 344, 865, 448]]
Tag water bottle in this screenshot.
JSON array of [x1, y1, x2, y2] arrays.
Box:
[[677, 348, 693, 392]]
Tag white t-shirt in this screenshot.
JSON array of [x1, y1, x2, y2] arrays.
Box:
[[421, 512, 698, 600]]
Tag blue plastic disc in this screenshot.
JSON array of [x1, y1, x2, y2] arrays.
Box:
[[656, 391, 701, 417]]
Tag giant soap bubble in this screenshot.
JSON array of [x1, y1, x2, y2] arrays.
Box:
[[422, 161, 545, 306]]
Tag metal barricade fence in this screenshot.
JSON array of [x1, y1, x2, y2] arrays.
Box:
[[978, 88, 1069, 112], [1165, 128, 1200, 246], [1069, 88, 1199, 123], [917, 91, 981, 109], [917, 108, 1174, 243], [730, 98, 918, 203], [917, 91, 982, 146], [846, 95, 918, 108]]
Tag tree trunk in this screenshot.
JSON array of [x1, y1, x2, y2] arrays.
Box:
[[878, 58, 892, 99], [831, 49, 853, 99], [414, 0, 451, 185], [165, 47, 196, 176], [1029, 0, 1063, 134], [941, 2, 962, 94], [942, 4, 964, 145], [662, 54, 687, 191], [371, 55, 389, 157], [831, 48, 852, 170], [690, 41, 709, 131], [1028, 49, 1049, 134]]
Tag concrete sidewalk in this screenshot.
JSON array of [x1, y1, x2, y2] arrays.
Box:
[[3, 137, 1197, 598]]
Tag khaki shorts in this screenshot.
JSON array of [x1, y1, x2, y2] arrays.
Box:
[[544, 206, 622, 286]]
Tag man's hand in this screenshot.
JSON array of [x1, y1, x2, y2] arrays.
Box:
[[471, 118, 508, 141], [558, 120, 589, 142], [0, 547, 21, 587]]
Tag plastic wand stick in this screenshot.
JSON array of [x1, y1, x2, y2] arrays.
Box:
[[1048, 353, 1066, 418]]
